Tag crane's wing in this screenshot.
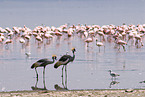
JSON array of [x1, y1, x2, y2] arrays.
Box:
[[37, 58, 49, 62], [37, 58, 53, 66], [59, 55, 71, 62]]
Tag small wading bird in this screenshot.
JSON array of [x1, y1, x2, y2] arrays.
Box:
[[108, 70, 120, 80], [31, 55, 57, 78]]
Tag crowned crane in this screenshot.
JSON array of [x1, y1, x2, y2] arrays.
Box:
[[108, 70, 120, 80], [54, 48, 76, 78], [31, 55, 57, 78]]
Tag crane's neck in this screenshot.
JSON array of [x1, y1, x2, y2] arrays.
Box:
[[52, 58, 56, 63], [71, 51, 75, 62], [73, 52, 75, 59]]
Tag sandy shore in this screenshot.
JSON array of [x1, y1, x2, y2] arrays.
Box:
[[0, 89, 145, 97]]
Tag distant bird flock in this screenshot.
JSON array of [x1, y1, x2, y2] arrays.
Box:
[[0, 23, 145, 51]]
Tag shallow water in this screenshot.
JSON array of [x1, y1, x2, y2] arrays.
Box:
[[0, 34, 145, 91], [0, 0, 145, 92]]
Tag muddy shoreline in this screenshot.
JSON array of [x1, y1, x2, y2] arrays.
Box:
[[0, 89, 145, 97]]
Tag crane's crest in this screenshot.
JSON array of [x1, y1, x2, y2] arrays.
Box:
[[71, 48, 75, 51], [52, 55, 57, 57]]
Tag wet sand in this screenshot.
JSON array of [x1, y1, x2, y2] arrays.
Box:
[[0, 89, 145, 97]]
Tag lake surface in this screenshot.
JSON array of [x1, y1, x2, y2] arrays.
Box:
[[0, 0, 145, 92], [0, 0, 145, 28]]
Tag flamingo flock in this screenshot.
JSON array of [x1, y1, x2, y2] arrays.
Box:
[[0, 23, 145, 51]]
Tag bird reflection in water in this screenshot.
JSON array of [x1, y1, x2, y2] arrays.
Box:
[[54, 69, 68, 90], [139, 80, 145, 88], [139, 81, 145, 83], [109, 80, 120, 88]]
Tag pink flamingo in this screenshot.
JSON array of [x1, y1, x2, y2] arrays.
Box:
[[96, 38, 105, 52], [4, 38, 12, 49], [85, 37, 93, 47], [115, 37, 127, 51]]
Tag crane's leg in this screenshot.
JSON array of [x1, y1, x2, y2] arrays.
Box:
[[65, 65, 67, 89], [35, 77, 39, 88], [35, 68, 38, 78], [43, 70, 46, 89], [62, 65, 65, 87], [42, 66, 47, 90], [43, 66, 46, 78], [43, 66, 45, 79], [62, 65, 64, 77]]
